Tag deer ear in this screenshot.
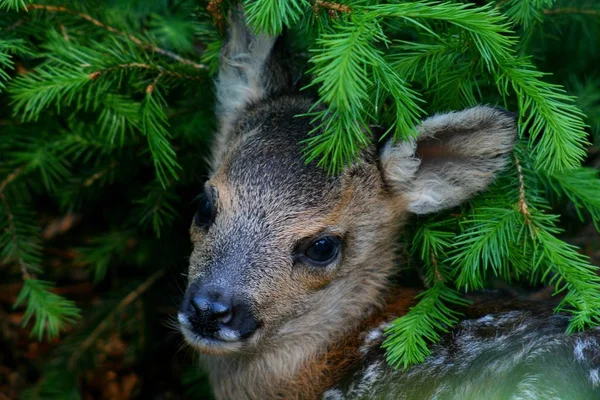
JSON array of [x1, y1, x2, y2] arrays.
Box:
[[380, 106, 517, 214], [216, 7, 292, 129]]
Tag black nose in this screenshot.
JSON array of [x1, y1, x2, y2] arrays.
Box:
[[191, 289, 233, 325], [179, 284, 258, 340]]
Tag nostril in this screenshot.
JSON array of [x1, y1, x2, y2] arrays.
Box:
[[190, 294, 233, 325], [212, 302, 233, 325], [191, 295, 211, 315]]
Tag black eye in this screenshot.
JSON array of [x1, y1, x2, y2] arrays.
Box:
[[304, 236, 340, 265], [194, 193, 215, 228]]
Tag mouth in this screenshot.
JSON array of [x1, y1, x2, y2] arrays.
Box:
[[178, 313, 251, 354]]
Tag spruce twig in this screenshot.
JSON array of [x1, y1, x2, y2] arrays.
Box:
[[27, 4, 208, 70], [514, 154, 531, 222], [545, 8, 600, 16]]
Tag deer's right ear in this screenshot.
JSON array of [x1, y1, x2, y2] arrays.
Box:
[[216, 8, 292, 129], [380, 106, 517, 214]]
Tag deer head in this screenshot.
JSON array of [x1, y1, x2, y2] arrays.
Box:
[[178, 10, 516, 361]]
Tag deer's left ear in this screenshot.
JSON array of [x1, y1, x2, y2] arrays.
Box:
[[380, 106, 517, 214], [216, 7, 293, 129]]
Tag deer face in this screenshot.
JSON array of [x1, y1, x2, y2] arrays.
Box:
[[178, 12, 516, 356]]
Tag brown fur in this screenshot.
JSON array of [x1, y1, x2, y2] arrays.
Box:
[[290, 289, 420, 399]]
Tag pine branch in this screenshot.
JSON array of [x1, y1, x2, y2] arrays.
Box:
[[0, 0, 30, 11], [383, 282, 469, 369], [369, 2, 515, 70], [97, 94, 142, 146], [501, 0, 555, 29], [78, 231, 134, 283], [373, 2, 588, 172], [14, 278, 81, 340], [0, 191, 42, 272], [497, 59, 589, 172], [451, 206, 522, 290], [26, 4, 208, 70], [141, 83, 181, 188], [134, 184, 178, 238], [244, 0, 310, 35], [545, 8, 600, 17], [383, 220, 468, 369], [538, 167, 600, 230], [568, 76, 600, 141], [304, 15, 421, 173], [526, 209, 600, 332], [0, 39, 31, 91]]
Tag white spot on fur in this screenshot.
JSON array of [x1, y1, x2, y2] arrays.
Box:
[[359, 362, 382, 390], [589, 369, 600, 388], [476, 314, 495, 324], [360, 322, 390, 354], [216, 327, 241, 342], [322, 388, 344, 400], [177, 312, 189, 325], [574, 337, 596, 362], [347, 362, 383, 397]]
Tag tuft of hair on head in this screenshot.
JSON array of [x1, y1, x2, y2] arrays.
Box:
[[380, 106, 517, 214]]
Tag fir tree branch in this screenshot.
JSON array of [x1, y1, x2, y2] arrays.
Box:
[[383, 282, 469, 369], [15, 278, 81, 340], [497, 59, 588, 172], [544, 8, 600, 16], [0, 0, 30, 11], [89, 62, 203, 82], [0, 176, 42, 274], [141, 81, 181, 187], [244, 0, 310, 35], [514, 155, 531, 221], [27, 4, 208, 70]]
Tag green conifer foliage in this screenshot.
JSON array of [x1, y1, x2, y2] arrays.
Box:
[[1, 0, 600, 396]]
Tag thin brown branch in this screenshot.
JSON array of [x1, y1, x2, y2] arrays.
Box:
[[514, 154, 531, 222], [544, 8, 600, 17], [83, 161, 117, 187], [27, 4, 208, 70], [207, 0, 225, 33], [0, 165, 24, 195], [430, 249, 443, 283], [19, 260, 31, 280], [313, 0, 351, 18], [495, 0, 510, 10], [146, 72, 164, 95], [314, 0, 352, 14], [59, 23, 69, 41], [69, 269, 166, 368], [4, 18, 25, 32], [89, 62, 202, 82]]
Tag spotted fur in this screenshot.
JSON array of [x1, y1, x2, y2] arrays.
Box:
[[331, 308, 600, 399], [179, 10, 600, 400]]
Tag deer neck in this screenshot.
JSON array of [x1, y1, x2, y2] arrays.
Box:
[[203, 289, 419, 400]]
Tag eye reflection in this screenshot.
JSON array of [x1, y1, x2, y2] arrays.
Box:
[[303, 236, 340, 265]]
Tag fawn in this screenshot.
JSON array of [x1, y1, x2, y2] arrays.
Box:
[[178, 10, 600, 400]]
